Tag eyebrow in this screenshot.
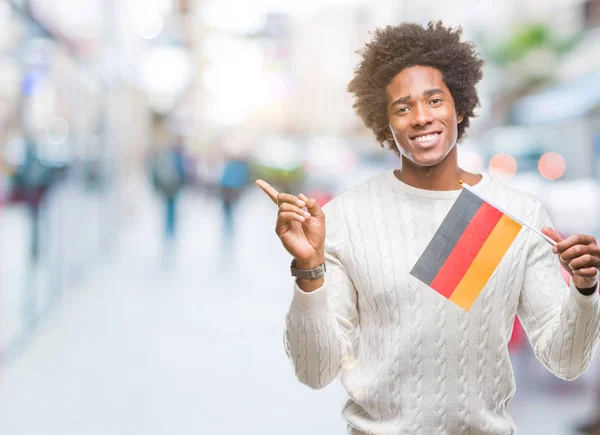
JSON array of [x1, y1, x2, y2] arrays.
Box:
[[390, 88, 445, 108]]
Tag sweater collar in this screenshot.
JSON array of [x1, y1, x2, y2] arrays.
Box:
[[384, 169, 491, 199]]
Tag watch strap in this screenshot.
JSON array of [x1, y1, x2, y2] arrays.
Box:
[[290, 259, 326, 279]]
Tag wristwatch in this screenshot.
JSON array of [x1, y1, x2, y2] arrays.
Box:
[[290, 258, 326, 279]]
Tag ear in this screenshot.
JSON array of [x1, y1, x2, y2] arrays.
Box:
[[457, 113, 464, 124], [385, 125, 394, 142]]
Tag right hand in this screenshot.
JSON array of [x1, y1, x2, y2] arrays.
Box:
[[255, 179, 325, 267]]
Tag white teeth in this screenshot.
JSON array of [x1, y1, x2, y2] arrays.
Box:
[[413, 133, 439, 143]]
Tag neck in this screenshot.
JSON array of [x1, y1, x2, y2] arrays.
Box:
[[394, 147, 478, 191]]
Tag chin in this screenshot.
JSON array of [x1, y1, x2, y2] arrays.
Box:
[[406, 144, 456, 167], [409, 154, 446, 168]]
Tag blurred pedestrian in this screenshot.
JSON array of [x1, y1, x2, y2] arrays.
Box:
[[219, 155, 250, 238], [13, 141, 54, 262], [151, 135, 186, 242], [257, 21, 600, 434]]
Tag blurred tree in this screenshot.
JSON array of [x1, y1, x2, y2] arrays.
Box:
[[487, 24, 580, 67], [482, 23, 583, 124]]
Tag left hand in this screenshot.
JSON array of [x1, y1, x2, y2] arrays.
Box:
[[542, 227, 600, 290]]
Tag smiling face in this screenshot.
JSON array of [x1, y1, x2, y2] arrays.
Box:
[[386, 66, 463, 168]]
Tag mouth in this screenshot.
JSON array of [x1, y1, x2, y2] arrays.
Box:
[[410, 131, 442, 147]]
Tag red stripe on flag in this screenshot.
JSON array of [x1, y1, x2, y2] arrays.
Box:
[[430, 203, 504, 298]]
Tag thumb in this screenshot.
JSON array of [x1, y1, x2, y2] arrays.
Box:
[[541, 226, 562, 244], [299, 193, 324, 217]]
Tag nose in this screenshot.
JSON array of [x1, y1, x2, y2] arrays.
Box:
[[411, 103, 434, 127]]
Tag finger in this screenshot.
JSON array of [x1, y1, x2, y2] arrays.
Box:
[[573, 267, 599, 278], [568, 254, 595, 270], [277, 211, 306, 227], [568, 254, 599, 270], [303, 196, 323, 216], [558, 244, 592, 263], [280, 202, 311, 218], [298, 193, 310, 212], [541, 226, 562, 244], [554, 234, 595, 255], [277, 192, 305, 208], [542, 227, 563, 254], [558, 243, 600, 263], [255, 179, 279, 205]]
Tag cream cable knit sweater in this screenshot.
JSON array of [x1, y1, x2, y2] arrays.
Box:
[[284, 170, 600, 434]]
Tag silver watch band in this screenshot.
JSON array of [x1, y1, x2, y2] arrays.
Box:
[[290, 259, 326, 279]]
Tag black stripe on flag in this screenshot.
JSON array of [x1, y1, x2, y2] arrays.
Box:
[[410, 189, 484, 285]]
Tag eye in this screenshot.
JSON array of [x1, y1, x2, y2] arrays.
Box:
[[395, 106, 410, 114], [430, 98, 442, 105]]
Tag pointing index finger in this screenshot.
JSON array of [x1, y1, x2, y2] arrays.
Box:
[[255, 179, 279, 205]]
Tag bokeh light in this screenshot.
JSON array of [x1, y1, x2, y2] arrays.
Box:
[[458, 149, 485, 173], [135, 12, 164, 40], [45, 116, 69, 145], [488, 153, 518, 178], [538, 152, 566, 181]]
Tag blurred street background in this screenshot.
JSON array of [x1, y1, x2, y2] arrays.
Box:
[[0, 0, 599, 434]]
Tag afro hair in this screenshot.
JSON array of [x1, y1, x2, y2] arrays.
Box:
[[347, 21, 484, 155]]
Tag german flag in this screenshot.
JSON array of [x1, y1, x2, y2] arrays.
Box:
[[410, 187, 523, 311]]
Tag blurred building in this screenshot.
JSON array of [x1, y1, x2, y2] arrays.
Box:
[[0, 0, 194, 362]]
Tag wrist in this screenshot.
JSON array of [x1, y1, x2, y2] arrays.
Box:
[[573, 275, 598, 294]]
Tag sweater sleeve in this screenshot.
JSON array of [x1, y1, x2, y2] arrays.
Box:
[[517, 202, 600, 381], [284, 201, 359, 390]]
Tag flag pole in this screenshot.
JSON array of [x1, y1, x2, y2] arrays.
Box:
[[459, 180, 557, 246]]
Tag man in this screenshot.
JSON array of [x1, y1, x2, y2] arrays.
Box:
[[151, 135, 186, 242], [256, 22, 600, 434]]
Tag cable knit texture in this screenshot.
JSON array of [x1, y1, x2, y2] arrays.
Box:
[[284, 170, 600, 434]]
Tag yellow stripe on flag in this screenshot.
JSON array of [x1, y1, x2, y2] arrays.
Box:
[[449, 214, 522, 311]]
